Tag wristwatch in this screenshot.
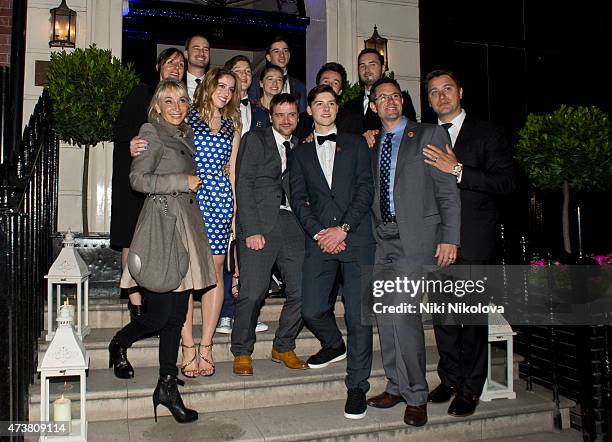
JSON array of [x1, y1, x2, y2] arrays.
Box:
[[340, 223, 351, 233], [450, 162, 463, 177]]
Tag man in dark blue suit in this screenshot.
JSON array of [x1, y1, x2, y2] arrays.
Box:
[[289, 85, 375, 420]]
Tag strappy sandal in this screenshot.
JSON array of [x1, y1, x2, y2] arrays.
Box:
[[180, 344, 199, 378], [231, 275, 239, 298], [198, 343, 215, 377]]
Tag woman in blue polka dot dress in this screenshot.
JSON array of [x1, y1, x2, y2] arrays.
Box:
[[180, 68, 242, 377]]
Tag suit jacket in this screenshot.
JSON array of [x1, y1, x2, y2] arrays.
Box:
[[372, 121, 461, 265], [289, 132, 374, 251], [294, 107, 363, 142], [235, 127, 299, 238], [453, 116, 515, 261], [345, 90, 417, 133], [288, 76, 307, 113]]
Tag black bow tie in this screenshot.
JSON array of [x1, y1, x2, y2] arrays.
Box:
[[240, 98, 249, 106], [317, 133, 337, 145], [195, 78, 201, 84]]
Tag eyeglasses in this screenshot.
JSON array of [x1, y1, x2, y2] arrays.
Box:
[[374, 93, 401, 103]]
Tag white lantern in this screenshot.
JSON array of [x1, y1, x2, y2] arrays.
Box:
[[481, 309, 517, 402], [38, 303, 89, 441], [45, 231, 90, 340]]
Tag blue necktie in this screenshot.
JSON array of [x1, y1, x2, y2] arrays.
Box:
[[379, 133, 394, 222]]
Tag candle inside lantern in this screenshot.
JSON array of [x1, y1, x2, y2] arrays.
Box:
[[53, 394, 72, 432], [62, 298, 75, 322]]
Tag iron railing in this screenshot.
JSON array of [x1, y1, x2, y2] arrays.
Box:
[[0, 65, 59, 427]]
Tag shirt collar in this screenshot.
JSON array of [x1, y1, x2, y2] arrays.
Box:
[[438, 108, 466, 128], [272, 127, 292, 146], [313, 126, 338, 142], [187, 71, 204, 82], [381, 116, 408, 138]]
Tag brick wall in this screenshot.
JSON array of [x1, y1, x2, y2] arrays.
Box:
[[0, 0, 12, 66]]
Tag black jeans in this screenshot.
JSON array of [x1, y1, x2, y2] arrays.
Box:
[[115, 289, 189, 377]]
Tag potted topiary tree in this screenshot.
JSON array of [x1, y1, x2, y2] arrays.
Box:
[[516, 105, 611, 255], [47, 45, 139, 234]]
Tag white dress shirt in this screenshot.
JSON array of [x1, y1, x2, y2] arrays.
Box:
[[240, 97, 252, 136], [186, 71, 204, 101], [272, 127, 292, 211], [281, 68, 291, 94], [362, 91, 370, 115], [314, 127, 338, 189], [438, 108, 466, 148]]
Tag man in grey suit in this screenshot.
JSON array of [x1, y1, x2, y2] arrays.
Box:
[[231, 93, 308, 375], [365, 78, 461, 427]]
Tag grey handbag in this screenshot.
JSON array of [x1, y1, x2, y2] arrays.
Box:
[[128, 180, 189, 293]]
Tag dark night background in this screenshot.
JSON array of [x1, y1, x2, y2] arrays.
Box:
[[419, 0, 610, 259]]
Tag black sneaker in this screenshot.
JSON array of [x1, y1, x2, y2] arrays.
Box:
[[307, 342, 347, 369], [344, 388, 367, 419]]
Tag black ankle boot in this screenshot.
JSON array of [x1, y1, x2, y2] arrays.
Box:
[[128, 302, 144, 321], [108, 337, 134, 379], [153, 375, 198, 423]]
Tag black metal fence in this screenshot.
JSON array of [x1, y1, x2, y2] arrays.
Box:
[[0, 65, 59, 427]]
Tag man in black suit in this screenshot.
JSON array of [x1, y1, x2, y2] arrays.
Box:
[[289, 85, 375, 420], [294, 62, 362, 141], [344, 48, 416, 133], [231, 93, 308, 376], [422, 69, 515, 417]]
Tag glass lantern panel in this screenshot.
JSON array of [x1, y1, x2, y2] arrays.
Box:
[[48, 375, 82, 435], [490, 341, 509, 388]]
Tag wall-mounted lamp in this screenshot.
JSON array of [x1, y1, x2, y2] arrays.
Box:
[[49, 0, 76, 48], [364, 25, 389, 70]]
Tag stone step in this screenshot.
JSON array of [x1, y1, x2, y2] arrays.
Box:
[[28, 385, 572, 441], [29, 349, 521, 422], [38, 319, 435, 370], [45, 297, 346, 330]]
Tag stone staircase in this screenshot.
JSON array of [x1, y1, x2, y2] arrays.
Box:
[[29, 298, 575, 441]]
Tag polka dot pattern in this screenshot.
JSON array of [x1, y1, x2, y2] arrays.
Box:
[[379, 132, 394, 222], [188, 109, 234, 255]]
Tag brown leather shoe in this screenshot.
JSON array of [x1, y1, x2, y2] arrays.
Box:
[[271, 349, 308, 369], [404, 403, 428, 427], [367, 391, 405, 408], [233, 355, 253, 376]]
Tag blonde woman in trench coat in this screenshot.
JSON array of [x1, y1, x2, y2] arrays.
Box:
[[108, 79, 215, 424]]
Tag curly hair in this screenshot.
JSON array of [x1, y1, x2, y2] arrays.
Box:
[[192, 67, 241, 131]]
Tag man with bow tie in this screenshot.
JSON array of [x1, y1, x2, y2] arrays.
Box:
[[232, 93, 308, 376], [184, 34, 210, 101], [365, 77, 460, 427], [289, 84, 375, 420]]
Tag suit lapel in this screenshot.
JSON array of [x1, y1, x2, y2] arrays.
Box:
[[265, 127, 282, 172], [394, 121, 420, 180], [452, 115, 472, 155], [330, 134, 347, 192], [304, 140, 330, 191]]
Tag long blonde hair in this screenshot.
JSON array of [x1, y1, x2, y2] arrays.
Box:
[[193, 67, 241, 131]]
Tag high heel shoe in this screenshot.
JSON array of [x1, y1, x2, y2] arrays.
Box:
[[198, 343, 215, 377], [152, 374, 198, 423], [108, 337, 134, 379], [180, 344, 198, 378]]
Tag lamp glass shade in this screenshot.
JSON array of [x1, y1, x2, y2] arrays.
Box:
[[50, 0, 76, 48], [364, 25, 389, 70]]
